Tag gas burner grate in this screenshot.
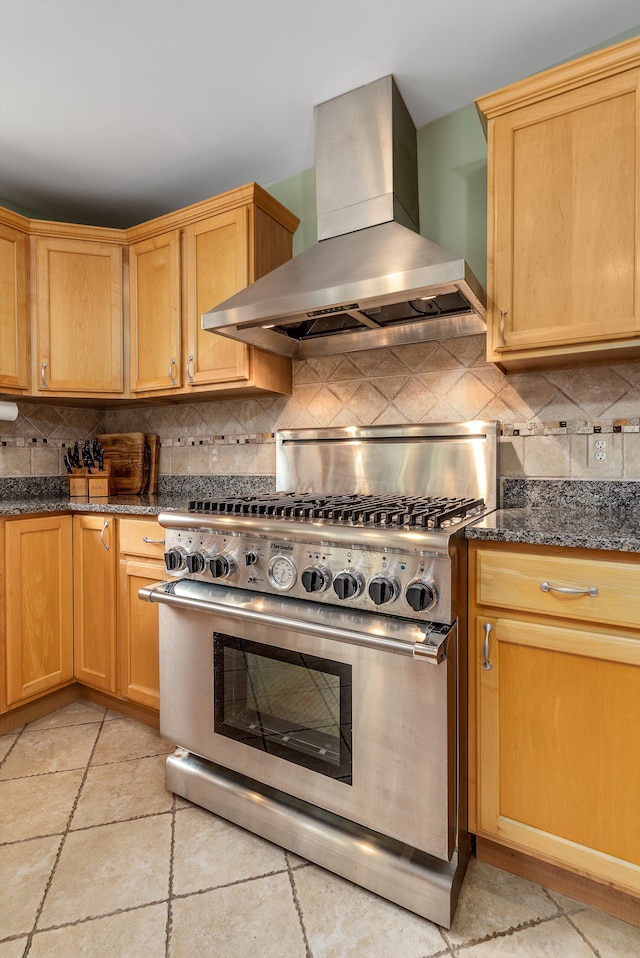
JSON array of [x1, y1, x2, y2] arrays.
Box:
[[189, 493, 486, 529]]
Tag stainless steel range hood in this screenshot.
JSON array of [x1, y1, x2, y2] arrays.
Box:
[[203, 75, 486, 360]]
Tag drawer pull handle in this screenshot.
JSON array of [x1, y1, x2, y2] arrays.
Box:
[[540, 581, 598, 598], [168, 357, 177, 385], [186, 355, 195, 383], [482, 622, 493, 671], [40, 362, 48, 388], [143, 536, 165, 545]]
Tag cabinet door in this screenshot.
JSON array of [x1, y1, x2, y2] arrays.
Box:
[[130, 230, 181, 393], [0, 222, 29, 392], [34, 236, 124, 394], [488, 68, 640, 362], [73, 515, 117, 693], [5, 516, 73, 706], [476, 615, 640, 895], [183, 207, 251, 386], [118, 557, 163, 710]]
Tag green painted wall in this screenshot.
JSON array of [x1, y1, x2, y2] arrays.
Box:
[[266, 167, 317, 257], [417, 105, 487, 288]]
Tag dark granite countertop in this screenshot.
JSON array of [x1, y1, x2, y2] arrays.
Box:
[[0, 494, 190, 517], [465, 507, 640, 553], [0, 474, 277, 517], [465, 478, 640, 553]]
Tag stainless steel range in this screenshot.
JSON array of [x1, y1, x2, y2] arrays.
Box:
[[140, 421, 498, 927]]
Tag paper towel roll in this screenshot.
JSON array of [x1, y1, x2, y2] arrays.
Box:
[[0, 401, 18, 422]]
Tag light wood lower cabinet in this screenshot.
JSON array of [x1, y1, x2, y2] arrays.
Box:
[[3, 515, 73, 709], [1, 514, 167, 718], [73, 514, 117, 693], [469, 540, 640, 900], [118, 517, 166, 710], [118, 558, 163, 710]]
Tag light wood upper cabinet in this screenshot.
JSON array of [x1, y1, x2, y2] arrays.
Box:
[[183, 206, 251, 387], [469, 540, 640, 901], [73, 514, 118, 693], [32, 231, 125, 395], [3, 515, 73, 709], [129, 230, 181, 393], [0, 183, 296, 403], [127, 184, 298, 399], [0, 215, 29, 393], [477, 37, 640, 371]]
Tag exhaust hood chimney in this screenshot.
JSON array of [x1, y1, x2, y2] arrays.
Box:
[[315, 74, 419, 240], [203, 75, 486, 359]]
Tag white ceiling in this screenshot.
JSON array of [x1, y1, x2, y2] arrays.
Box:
[[1, 0, 638, 229]]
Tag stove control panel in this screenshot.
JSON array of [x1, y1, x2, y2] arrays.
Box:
[[163, 528, 455, 623]]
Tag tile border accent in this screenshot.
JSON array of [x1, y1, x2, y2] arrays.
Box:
[[1, 422, 638, 448]]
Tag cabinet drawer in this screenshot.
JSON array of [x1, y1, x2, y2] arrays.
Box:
[[476, 548, 640, 629], [119, 518, 166, 559]]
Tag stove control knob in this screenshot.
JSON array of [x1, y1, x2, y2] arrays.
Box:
[[333, 570, 364, 600], [405, 580, 438, 613], [164, 547, 187, 573], [209, 554, 236, 579], [186, 551, 208, 575], [301, 566, 331, 594], [368, 575, 399, 606], [245, 550, 259, 566]]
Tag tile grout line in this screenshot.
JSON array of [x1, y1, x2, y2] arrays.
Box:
[[541, 885, 602, 958], [564, 911, 604, 958], [284, 850, 314, 958], [165, 793, 177, 958], [20, 710, 110, 957], [0, 723, 27, 773], [448, 906, 600, 955], [0, 745, 173, 785]]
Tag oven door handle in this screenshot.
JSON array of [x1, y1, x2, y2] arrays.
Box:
[[139, 581, 450, 664]]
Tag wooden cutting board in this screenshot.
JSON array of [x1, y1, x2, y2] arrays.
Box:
[[145, 434, 160, 494], [97, 433, 147, 495]]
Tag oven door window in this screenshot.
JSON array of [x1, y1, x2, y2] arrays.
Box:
[[213, 633, 352, 784]]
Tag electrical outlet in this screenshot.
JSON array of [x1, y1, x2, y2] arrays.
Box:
[[587, 435, 608, 465]]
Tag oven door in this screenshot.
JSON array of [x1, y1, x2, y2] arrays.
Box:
[[213, 633, 353, 784], [146, 580, 456, 862]]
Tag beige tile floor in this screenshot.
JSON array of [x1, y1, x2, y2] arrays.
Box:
[[1, 700, 639, 957]]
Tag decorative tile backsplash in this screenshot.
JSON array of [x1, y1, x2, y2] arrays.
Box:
[[2, 334, 640, 483]]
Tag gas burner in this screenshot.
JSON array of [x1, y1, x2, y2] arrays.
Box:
[[188, 492, 486, 530]]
